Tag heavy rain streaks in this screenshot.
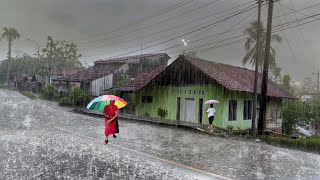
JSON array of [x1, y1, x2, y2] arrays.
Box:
[[1, 89, 320, 179], [0, 89, 219, 180]]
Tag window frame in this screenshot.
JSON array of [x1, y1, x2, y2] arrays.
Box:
[[243, 100, 252, 120], [228, 100, 237, 121]]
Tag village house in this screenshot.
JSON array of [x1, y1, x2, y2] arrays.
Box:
[[13, 74, 42, 93], [51, 68, 84, 95], [122, 55, 293, 132], [80, 53, 170, 97]]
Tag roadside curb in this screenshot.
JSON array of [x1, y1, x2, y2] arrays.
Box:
[[72, 108, 230, 138]]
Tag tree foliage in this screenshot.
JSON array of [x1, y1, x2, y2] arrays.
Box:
[[1, 27, 20, 83], [243, 21, 282, 73], [42, 36, 82, 73], [282, 99, 312, 135], [69, 88, 89, 106]]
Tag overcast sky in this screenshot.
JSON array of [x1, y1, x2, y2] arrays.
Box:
[[0, 0, 320, 81]]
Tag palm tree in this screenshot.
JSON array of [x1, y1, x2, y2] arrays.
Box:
[[243, 21, 282, 72], [1, 27, 20, 84]]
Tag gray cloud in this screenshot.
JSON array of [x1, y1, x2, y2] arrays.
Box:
[[0, 0, 320, 81]]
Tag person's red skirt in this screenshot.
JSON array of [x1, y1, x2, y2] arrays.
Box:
[[105, 118, 116, 135]]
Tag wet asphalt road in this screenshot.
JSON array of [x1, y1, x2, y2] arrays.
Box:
[[1, 89, 320, 180]]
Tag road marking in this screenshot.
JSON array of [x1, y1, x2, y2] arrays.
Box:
[[53, 125, 234, 180]]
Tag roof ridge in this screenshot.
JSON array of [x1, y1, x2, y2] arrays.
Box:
[[184, 56, 255, 73], [94, 53, 169, 63]]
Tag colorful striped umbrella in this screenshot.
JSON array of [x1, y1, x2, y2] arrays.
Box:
[[86, 95, 127, 111]]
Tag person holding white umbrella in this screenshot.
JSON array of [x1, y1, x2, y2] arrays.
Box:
[[205, 100, 219, 130]]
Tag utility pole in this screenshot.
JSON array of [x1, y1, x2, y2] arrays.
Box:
[[258, 0, 275, 135], [252, 0, 263, 139]]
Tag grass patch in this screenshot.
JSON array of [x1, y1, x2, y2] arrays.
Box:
[[260, 135, 320, 153], [20, 91, 37, 100]]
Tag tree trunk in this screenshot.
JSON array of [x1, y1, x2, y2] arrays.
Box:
[[6, 40, 12, 85]]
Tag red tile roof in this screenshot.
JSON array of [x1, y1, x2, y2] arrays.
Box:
[[129, 55, 292, 98], [94, 53, 170, 65], [82, 63, 124, 81], [185, 56, 292, 98]]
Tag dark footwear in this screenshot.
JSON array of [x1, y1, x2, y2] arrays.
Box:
[[104, 140, 109, 144], [113, 134, 117, 138]]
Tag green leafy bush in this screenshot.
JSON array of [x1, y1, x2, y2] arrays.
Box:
[[157, 108, 168, 119], [59, 97, 73, 106], [226, 125, 234, 131], [0, 83, 7, 88], [42, 84, 55, 99], [69, 88, 89, 106]]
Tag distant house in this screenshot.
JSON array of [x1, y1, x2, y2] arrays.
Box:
[[51, 68, 83, 94], [126, 55, 293, 132], [81, 53, 170, 96], [66, 70, 84, 91], [13, 74, 42, 93]]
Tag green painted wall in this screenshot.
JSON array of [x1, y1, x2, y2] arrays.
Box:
[[134, 84, 267, 130]]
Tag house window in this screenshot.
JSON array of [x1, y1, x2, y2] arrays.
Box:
[[142, 96, 153, 103], [229, 100, 237, 121], [243, 100, 252, 120]]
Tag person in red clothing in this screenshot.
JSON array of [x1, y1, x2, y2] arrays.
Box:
[[103, 100, 119, 144]]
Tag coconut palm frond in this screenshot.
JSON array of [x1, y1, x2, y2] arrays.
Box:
[[245, 38, 254, 51], [271, 34, 282, 43], [249, 52, 257, 65], [270, 47, 276, 57], [243, 47, 256, 66]]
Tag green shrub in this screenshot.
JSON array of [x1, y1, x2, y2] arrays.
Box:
[[59, 97, 73, 106], [226, 125, 234, 131], [260, 135, 320, 153], [69, 88, 89, 106], [144, 112, 150, 117], [20, 91, 37, 100], [0, 83, 7, 88], [157, 108, 168, 119], [42, 84, 55, 100]]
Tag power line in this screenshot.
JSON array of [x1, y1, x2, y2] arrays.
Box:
[[76, 0, 195, 42], [81, 3, 320, 62], [86, 5, 258, 59], [80, 1, 255, 52], [156, 12, 320, 58], [274, 3, 303, 76], [198, 14, 320, 58], [78, 0, 219, 45], [279, 2, 320, 21], [84, 3, 256, 55], [81, 2, 320, 58], [159, 4, 262, 54], [197, 4, 266, 55]]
